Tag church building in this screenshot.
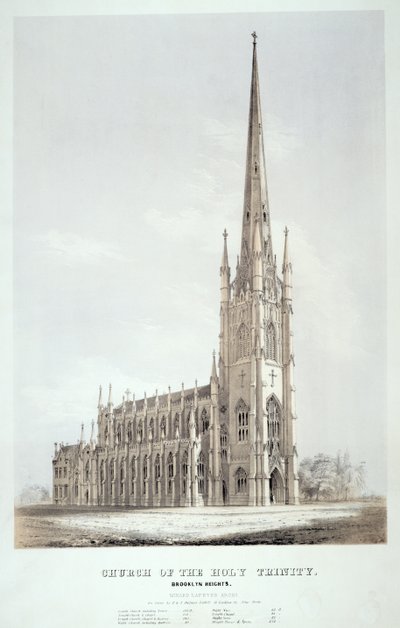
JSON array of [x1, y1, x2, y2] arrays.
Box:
[[52, 34, 300, 508]]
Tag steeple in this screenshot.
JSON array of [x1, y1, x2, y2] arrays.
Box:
[[236, 32, 273, 295]]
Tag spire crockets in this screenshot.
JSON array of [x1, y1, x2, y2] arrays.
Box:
[[236, 32, 273, 295], [282, 226, 292, 302]]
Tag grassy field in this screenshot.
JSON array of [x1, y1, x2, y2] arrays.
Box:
[[15, 499, 386, 548]]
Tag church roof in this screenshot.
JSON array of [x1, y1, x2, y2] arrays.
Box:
[[113, 384, 211, 415]]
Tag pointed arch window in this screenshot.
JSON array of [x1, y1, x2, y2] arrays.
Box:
[[131, 457, 136, 494], [120, 459, 125, 495], [266, 396, 281, 455], [149, 417, 154, 441], [235, 467, 247, 494], [100, 460, 105, 484], [201, 408, 209, 433], [266, 322, 277, 361], [167, 452, 174, 494], [117, 424, 122, 445], [160, 416, 166, 439], [85, 460, 90, 482], [143, 455, 148, 495], [236, 400, 249, 442], [137, 420, 143, 443], [220, 424, 228, 461], [127, 422, 132, 444], [197, 451, 205, 494], [174, 413, 180, 437], [237, 323, 250, 360], [182, 450, 188, 496], [154, 454, 161, 495], [110, 458, 115, 482]]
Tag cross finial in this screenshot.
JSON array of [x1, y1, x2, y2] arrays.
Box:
[[251, 31, 257, 45], [223, 228, 228, 240], [284, 226, 289, 237]]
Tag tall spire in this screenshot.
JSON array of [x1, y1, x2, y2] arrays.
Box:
[[236, 32, 273, 295]]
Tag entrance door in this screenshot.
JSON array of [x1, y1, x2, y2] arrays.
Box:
[[270, 468, 284, 504]]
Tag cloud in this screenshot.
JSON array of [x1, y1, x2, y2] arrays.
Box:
[[144, 206, 202, 239], [32, 230, 132, 267], [271, 220, 364, 362]]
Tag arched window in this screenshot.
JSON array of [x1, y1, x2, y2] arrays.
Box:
[[120, 459, 125, 495], [100, 460, 105, 483], [220, 424, 228, 461], [237, 323, 250, 360], [201, 408, 209, 433], [131, 457, 136, 494], [143, 455, 148, 495], [235, 467, 247, 494], [197, 451, 205, 494], [182, 451, 188, 495], [174, 413, 180, 437], [236, 400, 249, 442], [137, 420, 143, 443], [110, 458, 115, 482], [104, 424, 109, 444], [154, 454, 161, 495], [160, 416, 166, 438], [266, 322, 276, 361], [117, 424, 122, 445], [85, 460, 90, 482], [167, 452, 174, 494], [127, 422, 132, 444], [155, 454, 161, 479], [74, 480, 78, 498], [266, 396, 281, 449]]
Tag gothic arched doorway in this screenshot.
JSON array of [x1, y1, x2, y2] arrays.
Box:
[[270, 468, 284, 504]]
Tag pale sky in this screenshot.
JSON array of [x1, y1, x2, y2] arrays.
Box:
[[13, 11, 385, 495]]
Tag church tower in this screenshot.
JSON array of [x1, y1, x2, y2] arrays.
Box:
[[218, 33, 299, 505]]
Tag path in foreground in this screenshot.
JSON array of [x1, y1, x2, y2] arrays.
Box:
[[15, 500, 385, 547]]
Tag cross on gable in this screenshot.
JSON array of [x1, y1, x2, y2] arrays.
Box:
[[269, 369, 277, 387]]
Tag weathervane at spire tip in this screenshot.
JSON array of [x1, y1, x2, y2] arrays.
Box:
[[251, 31, 257, 45]]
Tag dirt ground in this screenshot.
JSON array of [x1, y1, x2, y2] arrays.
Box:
[[14, 499, 386, 548]]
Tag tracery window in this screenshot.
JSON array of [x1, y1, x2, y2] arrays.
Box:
[[266, 322, 277, 361], [137, 420, 143, 443], [100, 460, 105, 483], [85, 461, 90, 482], [174, 413, 180, 437], [154, 453, 161, 495], [182, 451, 188, 495], [127, 422, 132, 444], [201, 408, 209, 433], [131, 457, 136, 494], [236, 400, 249, 442], [237, 323, 250, 360], [197, 451, 205, 494], [235, 467, 247, 494], [220, 424, 228, 461], [167, 452, 174, 494], [120, 459, 125, 495], [110, 458, 115, 482], [266, 396, 281, 446], [143, 455, 148, 495], [117, 424, 122, 445], [160, 416, 166, 438]]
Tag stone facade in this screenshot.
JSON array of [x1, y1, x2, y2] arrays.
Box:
[[52, 35, 300, 508]]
